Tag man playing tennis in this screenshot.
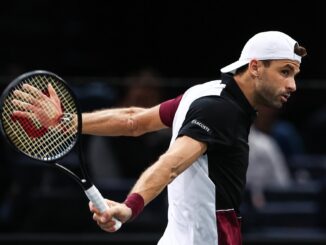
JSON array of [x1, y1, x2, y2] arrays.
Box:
[[13, 31, 307, 245]]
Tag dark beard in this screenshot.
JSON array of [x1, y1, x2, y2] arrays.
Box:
[[254, 91, 282, 109]]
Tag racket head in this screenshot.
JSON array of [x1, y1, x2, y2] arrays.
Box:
[[0, 70, 82, 162]]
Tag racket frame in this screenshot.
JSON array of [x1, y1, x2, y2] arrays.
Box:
[[0, 70, 81, 161], [0, 70, 122, 230]]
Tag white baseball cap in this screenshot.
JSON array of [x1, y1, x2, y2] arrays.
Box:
[[220, 31, 302, 74]]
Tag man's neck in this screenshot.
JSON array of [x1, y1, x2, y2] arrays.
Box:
[[233, 73, 256, 109]]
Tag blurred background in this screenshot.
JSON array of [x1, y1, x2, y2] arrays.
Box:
[[0, 0, 326, 244]]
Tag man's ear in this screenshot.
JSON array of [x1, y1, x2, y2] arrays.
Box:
[[248, 59, 259, 78]]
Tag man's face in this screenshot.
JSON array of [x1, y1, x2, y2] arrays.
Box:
[[254, 60, 300, 108]]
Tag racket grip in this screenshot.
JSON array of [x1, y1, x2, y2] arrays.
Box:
[[85, 185, 122, 231]]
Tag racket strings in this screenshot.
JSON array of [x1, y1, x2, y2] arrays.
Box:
[[4, 82, 51, 157], [17, 77, 75, 158], [2, 74, 78, 161], [4, 81, 54, 158]]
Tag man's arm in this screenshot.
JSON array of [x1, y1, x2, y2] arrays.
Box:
[[82, 105, 166, 136], [90, 135, 207, 232], [11, 83, 167, 137], [129, 135, 207, 204]]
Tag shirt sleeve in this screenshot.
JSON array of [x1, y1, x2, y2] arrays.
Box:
[[178, 96, 237, 151], [159, 94, 183, 128]]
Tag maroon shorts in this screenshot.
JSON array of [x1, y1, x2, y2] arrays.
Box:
[[216, 209, 242, 245]]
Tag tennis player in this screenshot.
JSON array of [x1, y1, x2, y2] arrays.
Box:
[[13, 31, 307, 245], [86, 31, 307, 245]]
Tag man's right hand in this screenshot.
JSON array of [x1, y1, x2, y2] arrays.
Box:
[[89, 199, 132, 233]]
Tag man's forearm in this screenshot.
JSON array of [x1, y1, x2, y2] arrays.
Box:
[[129, 154, 175, 206], [121, 157, 173, 221], [129, 136, 207, 206], [82, 107, 145, 136]]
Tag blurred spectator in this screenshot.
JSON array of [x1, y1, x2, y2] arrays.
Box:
[[247, 125, 292, 209], [118, 68, 164, 108], [87, 68, 171, 180], [254, 106, 305, 159]]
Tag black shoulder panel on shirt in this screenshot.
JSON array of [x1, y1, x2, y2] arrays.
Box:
[[178, 96, 240, 150]]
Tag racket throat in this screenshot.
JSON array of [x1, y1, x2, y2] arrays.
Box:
[[53, 162, 92, 190], [80, 178, 92, 189]]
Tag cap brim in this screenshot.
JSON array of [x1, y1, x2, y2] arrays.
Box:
[[220, 60, 250, 74]]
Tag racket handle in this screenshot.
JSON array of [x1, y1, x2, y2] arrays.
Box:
[[85, 185, 122, 231]]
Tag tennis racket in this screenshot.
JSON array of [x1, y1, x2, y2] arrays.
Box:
[[0, 70, 122, 230]]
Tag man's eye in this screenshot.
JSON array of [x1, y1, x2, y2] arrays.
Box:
[[281, 70, 290, 76]]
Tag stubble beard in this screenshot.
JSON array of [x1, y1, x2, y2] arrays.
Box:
[[254, 88, 283, 109]]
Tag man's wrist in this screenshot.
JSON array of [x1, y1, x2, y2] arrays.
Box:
[[123, 193, 145, 221]]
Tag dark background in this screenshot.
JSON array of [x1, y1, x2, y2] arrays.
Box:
[[0, 0, 325, 80], [1, 0, 326, 151], [1, 1, 326, 244]]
